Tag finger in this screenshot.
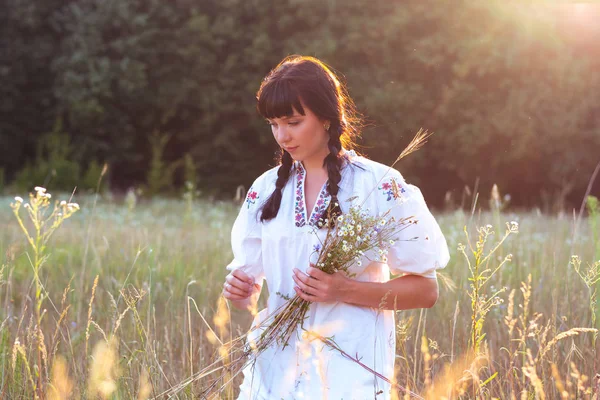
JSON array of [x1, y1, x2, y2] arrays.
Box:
[[223, 291, 250, 301], [293, 270, 321, 290], [226, 275, 253, 293], [306, 266, 328, 281], [224, 282, 250, 298], [293, 274, 319, 296], [222, 285, 249, 300], [294, 286, 319, 302], [232, 269, 255, 285]]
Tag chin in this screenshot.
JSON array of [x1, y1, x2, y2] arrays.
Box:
[[287, 152, 303, 161]]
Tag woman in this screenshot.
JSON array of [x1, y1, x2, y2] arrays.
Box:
[[222, 55, 450, 399]]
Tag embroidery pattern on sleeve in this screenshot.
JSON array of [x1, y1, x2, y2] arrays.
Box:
[[245, 187, 259, 209], [378, 177, 406, 202]]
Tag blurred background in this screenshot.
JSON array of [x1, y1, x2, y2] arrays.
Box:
[[1, 0, 599, 210]]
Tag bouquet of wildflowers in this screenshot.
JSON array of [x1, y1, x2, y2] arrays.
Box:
[[261, 203, 414, 349]]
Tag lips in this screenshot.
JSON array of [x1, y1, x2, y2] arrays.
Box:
[[285, 146, 299, 152]]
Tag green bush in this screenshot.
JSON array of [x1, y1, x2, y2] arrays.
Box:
[[12, 120, 81, 192]]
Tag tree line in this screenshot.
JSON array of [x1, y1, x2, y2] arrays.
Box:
[[1, 0, 598, 209]]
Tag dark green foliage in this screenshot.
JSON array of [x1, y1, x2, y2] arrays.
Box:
[[81, 159, 107, 193], [146, 131, 181, 197], [12, 120, 81, 191], [1, 0, 598, 207]]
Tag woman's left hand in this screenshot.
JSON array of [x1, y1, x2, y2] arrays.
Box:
[[292, 265, 351, 303]]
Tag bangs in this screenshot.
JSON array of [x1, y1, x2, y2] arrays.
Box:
[[257, 79, 305, 119]]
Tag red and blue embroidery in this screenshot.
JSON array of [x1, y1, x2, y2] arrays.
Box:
[[294, 165, 307, 227], [294, 162, 330, 228], [309, 185, 330, 227], [379, 177, 406, 201], [245, 188, 259, 208]]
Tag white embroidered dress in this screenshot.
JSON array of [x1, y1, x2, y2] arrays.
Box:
[[226, 150, 450, 400]]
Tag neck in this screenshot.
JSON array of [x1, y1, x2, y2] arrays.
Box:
[[301, 146, 332, 174]]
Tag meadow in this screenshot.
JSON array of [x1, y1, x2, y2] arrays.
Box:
[[0, 189, 599, 399]]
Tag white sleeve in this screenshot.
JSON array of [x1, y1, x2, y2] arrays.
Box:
[[225, 178, 265, 283], [375, 168, 450, 279]]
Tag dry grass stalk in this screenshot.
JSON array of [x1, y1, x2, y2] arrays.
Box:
[[85, 275, 100, 356], [47, 356, 73, 400], [88, 336, 119, 399], [550, 363, 569, 400], [540, 328, 597, 360]]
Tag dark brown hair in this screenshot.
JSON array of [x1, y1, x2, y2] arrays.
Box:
[[256, 55, 362, 227]]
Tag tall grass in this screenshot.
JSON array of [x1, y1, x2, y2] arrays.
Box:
[[0, 191, 598, 398]]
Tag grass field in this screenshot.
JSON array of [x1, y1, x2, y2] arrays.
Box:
[[0, 190, 599, 399]]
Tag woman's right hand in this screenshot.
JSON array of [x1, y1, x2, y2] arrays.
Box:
[[222, 269, 260, 301]]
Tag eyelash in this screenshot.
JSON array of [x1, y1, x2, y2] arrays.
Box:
[[267, 121, 299, 126]]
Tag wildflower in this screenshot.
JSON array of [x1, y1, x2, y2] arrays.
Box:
[[327, 253, 332, 257], [382, 256, 388, 263], [357, 260, 362, 267], [313, 244, 321, 253], [389, 239, 395, 245], [342, 245, 349, 252], [337, 216, 344, 222], [486, 224, 492, 230], [14, 196, 23, 203], [68, 203, 80, 210], [357, 224, 362, 232], [34, 186, 46, 193], [379, 219, 386, 226], [349, 230, 354, 236], [24, 204, 30, 209], [60, 200, 67, 206], [510, 221, 519, 231]]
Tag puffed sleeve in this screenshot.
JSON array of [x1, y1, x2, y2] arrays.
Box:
[[375, 168, 450, 279], [224, 177, 266, 283]]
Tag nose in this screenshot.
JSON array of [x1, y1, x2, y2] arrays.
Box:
[[274, 125, 290, 145]]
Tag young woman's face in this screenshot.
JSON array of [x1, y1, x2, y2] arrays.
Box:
[[267, 103, 330, 163]]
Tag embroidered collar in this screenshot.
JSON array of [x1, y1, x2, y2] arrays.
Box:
[[292, 149, 356, 228]]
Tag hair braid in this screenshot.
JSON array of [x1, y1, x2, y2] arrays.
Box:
[[260, 150, 293, 222], [319, 127, 343, 228]]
